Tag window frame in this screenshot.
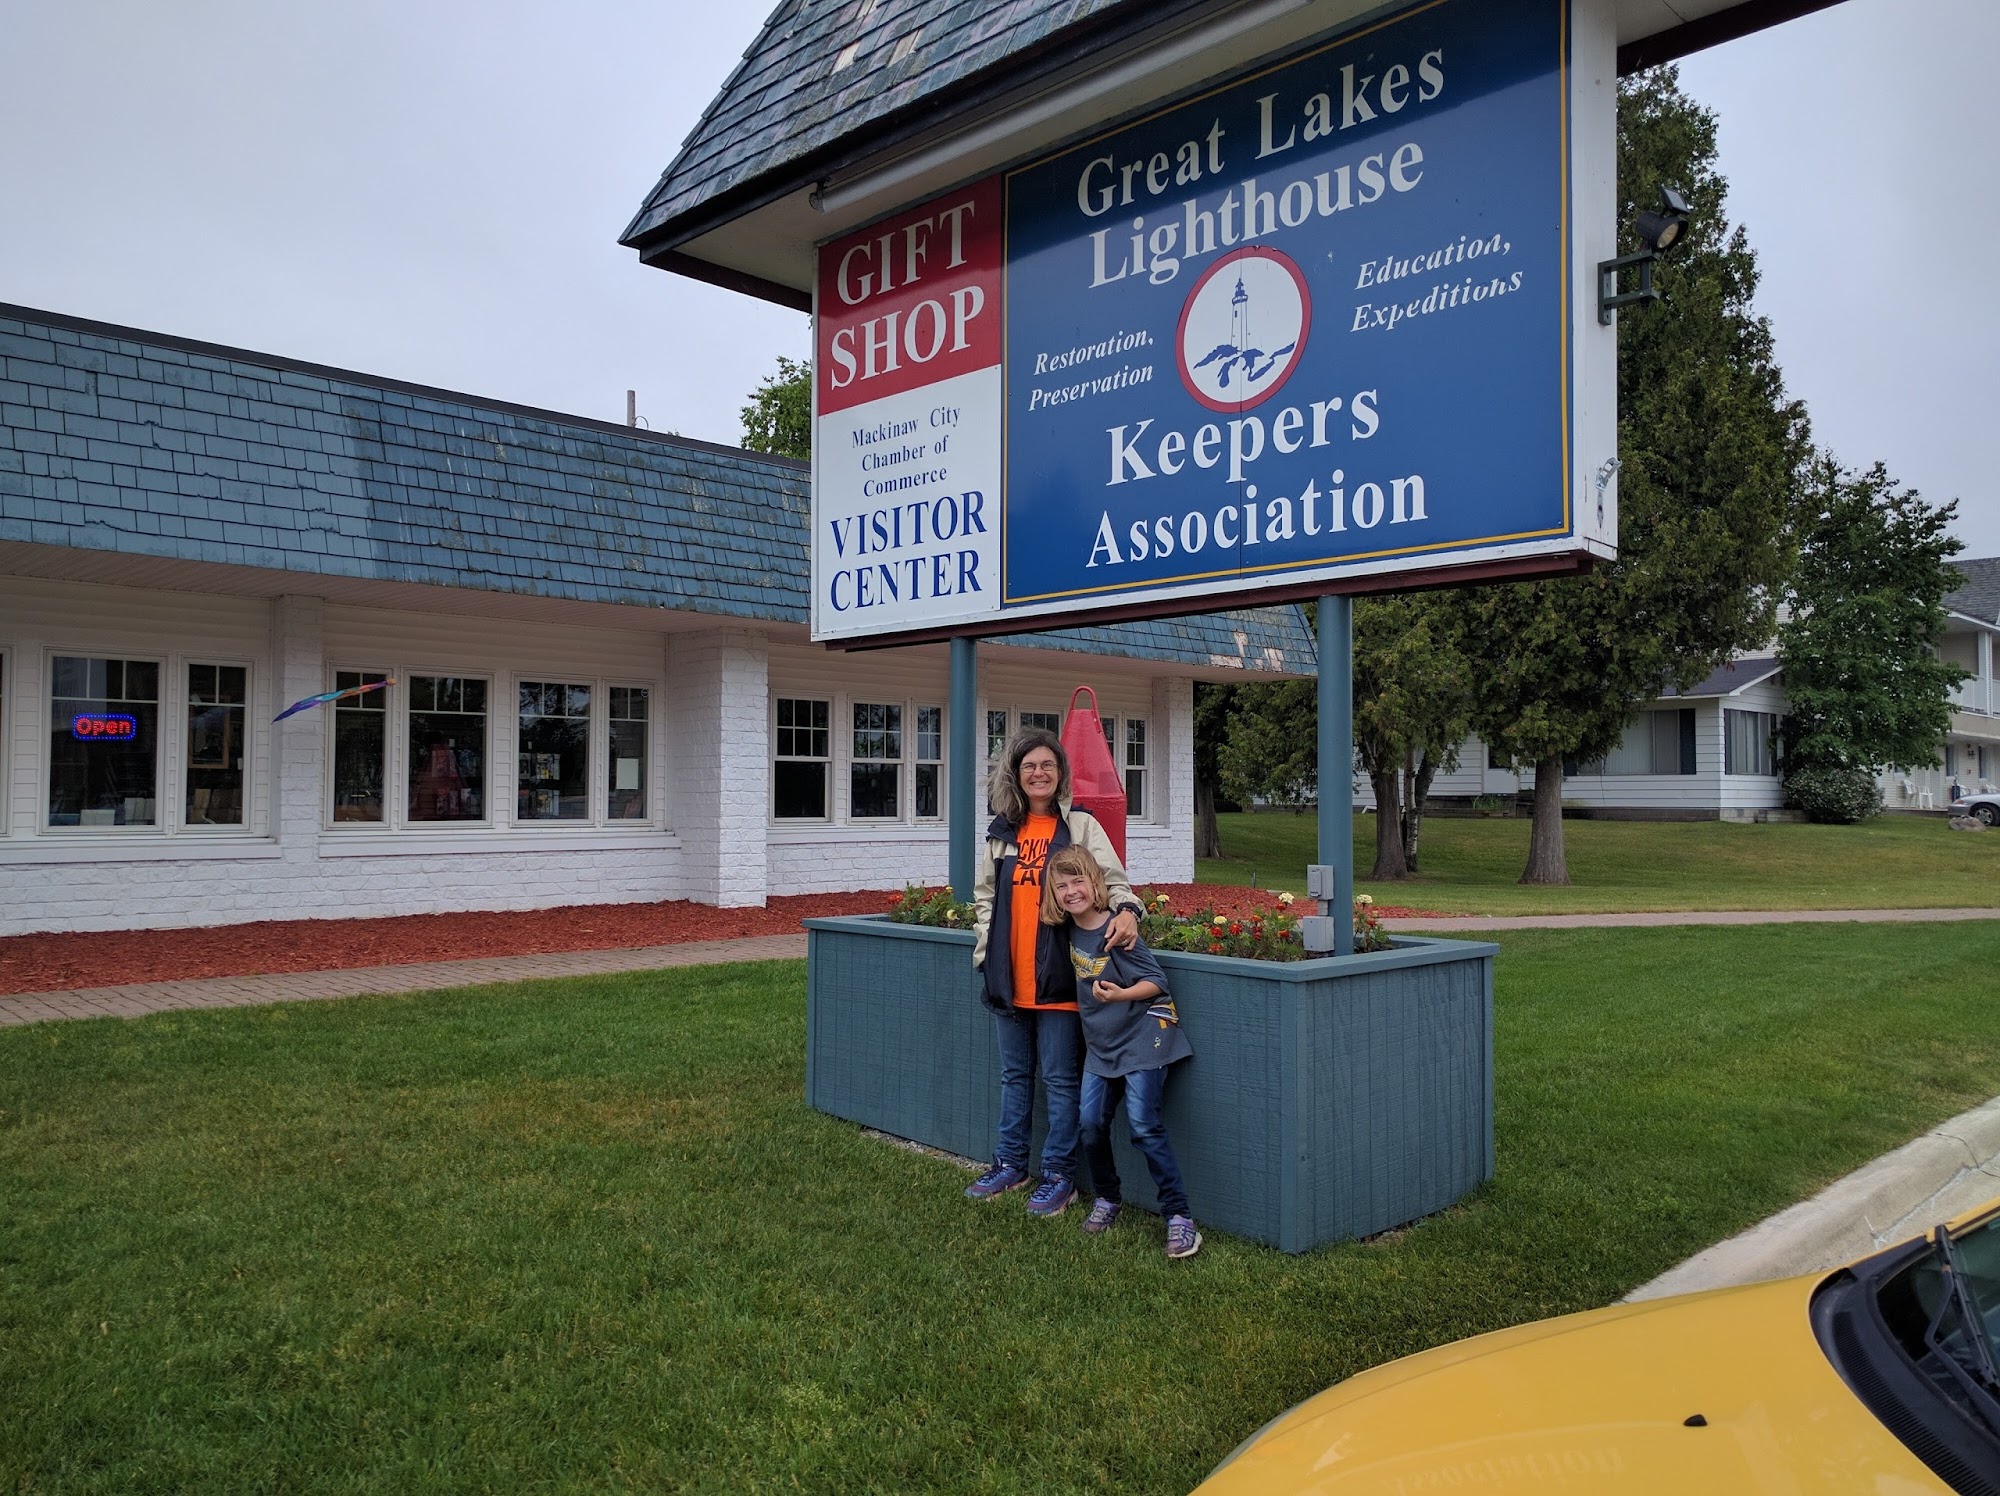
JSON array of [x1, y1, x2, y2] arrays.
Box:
[[43, 650, 167, 835], [773, 695, 834, 824], [1723, 708, 1780, 778], [404, 670, 494, 828], [325, 666, 395, 829], [848, 700, 905, 822], [514, 678, 596, 826], [324, 668, 662, 833], [179, 657, 255, 832]]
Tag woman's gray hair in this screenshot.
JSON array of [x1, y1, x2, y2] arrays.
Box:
[[989, 728, 1070, 827]]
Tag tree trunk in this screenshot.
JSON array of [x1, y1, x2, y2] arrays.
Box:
[[1194, 774, 1223, 860], [1403, 749, 1439, 872], [1521, 754, 1570, 885], [1370, 768, 1408, 879]]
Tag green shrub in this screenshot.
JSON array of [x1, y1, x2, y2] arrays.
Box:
[[1784, 765, 1884, 824]]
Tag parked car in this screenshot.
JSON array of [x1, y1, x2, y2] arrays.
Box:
[[1195, 1196, 2000, 1493], [1959, 791, 1999, 827]]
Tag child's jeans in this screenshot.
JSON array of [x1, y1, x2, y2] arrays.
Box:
[[1080, 1064, 1190, 1219], [995, 1005, 1082, 1180]]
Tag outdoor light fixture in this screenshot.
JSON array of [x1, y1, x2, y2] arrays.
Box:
[[1598, 184, 1691, 323]]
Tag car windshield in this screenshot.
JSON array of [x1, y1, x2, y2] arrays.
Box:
[[1878, 1211, 2000, 1433]]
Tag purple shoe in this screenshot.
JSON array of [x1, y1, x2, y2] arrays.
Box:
[[1166, 1215, 1203, 1259], [965, 1162, 1029, 1200], [1081, 1198, 1121, 1235], [1026, 1174, 1076, 1217]]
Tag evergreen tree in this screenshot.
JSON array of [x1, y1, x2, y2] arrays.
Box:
[[1778, 458, 1966, 812], [739, 356, 813, 459], [1452, 68, 1809, 883]]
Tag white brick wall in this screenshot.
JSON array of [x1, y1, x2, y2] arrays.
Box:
[[0, 575, 1229, 934], [668, 629, 769, 908]]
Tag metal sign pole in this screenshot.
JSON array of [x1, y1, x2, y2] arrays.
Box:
[[1317, 596, 1354, 956], [949, 635, 979, 898]]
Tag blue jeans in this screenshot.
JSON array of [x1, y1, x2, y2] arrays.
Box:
[[1080, 1065, 1190, 1219], [994, 1005, 1082, 1180]]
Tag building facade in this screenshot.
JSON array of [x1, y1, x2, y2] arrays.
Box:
[[0, 305, 1312, 935]]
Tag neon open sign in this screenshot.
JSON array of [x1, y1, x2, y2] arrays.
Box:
[[71, 713, 138, 741]]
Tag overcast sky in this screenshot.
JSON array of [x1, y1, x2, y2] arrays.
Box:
[[3, 0, 1993, 559]]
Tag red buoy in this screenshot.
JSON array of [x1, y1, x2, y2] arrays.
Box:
[[1061, 685, 1127, 864]]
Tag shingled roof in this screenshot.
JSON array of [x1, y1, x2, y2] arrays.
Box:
[[0, 304, 1312, 673], [621, 0, 1176, 253], [1947, 557, 2000, 626]]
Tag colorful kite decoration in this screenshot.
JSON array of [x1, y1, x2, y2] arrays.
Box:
[[273, 677, 394, 724]]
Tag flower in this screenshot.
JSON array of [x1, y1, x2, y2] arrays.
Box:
[[1277, 891, 1295, 907], [1356, 894, 1374, 908], [1212, 915, 1228, 927], [1229, 922, 1243, 936], [1208, 941, 1225, 954]]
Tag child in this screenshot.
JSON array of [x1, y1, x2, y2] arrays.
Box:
[[1041, 845, 1200, 1259]]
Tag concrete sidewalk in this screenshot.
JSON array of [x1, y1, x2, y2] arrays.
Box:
[[1628, 1094, 2000, 1299], [0, 934, 808, 1026]]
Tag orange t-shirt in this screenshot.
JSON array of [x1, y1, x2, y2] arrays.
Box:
[[1009, 813, 1073, 1010]]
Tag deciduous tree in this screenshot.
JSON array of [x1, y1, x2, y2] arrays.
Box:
[[1452, 68, 1808, 883], [739, 356, 812, 460]]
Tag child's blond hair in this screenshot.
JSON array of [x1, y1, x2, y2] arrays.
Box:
[[1040, 844, 1109, 924]]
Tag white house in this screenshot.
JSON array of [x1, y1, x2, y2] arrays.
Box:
[[0, 304, 1312, 935], [1362, 560, 2000, 819]]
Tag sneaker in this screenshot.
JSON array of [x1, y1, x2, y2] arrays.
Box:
[[1081, 1198, 1121, 1235], [965, 1162, 1029, 1200], [1166, 1215, 1203, 1259], [1026, 1174, 1076, 1217]]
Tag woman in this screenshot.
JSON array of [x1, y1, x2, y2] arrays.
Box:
[[967, 728, 1144, 1217]]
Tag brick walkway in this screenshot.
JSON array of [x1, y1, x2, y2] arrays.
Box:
[[0, 935, 808, 1026], [4, 908, 1995, 1028]]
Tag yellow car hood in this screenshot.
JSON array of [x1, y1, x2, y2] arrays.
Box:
[[1196, 1273, 1947, 1494]]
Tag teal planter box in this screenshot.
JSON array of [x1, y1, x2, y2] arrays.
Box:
[[803, 915, 1497, 1253]]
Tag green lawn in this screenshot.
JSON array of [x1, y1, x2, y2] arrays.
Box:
[[1200, 809, 2000, 913], [5, 926, 2000, 1493]]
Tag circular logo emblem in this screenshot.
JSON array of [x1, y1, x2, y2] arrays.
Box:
[[1175, 246, 1311, 412]]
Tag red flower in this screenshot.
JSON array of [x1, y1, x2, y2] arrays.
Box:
[[1278, 929, 1293, 941], [1208, 941, 1225, 954], [1229, 922, 1243, 936]]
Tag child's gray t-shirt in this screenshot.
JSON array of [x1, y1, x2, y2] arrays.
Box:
[[1067, 922, 1194, 1078]]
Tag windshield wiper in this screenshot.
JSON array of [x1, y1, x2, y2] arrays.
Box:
[[1922, 1222, 2000, 1431]]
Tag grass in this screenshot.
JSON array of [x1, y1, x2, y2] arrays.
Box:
[[5, 925, 2000, 1492], [1199, 808, 2000, 913]]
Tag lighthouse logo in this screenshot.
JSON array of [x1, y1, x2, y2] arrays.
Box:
[[1174, 246, 1311, 412]]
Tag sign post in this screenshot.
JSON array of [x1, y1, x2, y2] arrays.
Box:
[[948, 636, 978, 899], [1317, 595, 1354, 955]]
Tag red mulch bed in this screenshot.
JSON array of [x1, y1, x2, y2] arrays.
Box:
[[0, 884, 1451, 996]]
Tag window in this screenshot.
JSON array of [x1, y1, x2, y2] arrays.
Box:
[[987, 709, 1009, 759], [1019, 710, 1061, 733], [1595, 709, 1696, 776], [915, 705, 942, 819], [1724, 709, 1778, 777], [518, 681, 590, 822], [1124, 718, 1149, 816], [608, 686, 649, 820], [775, 697, 831, 820], [407, 675, 487, 822], [851, 702, 902, 818], [331, 671, 389, 822], [185, 664, 247, 825], [49, 656, 159, 827]]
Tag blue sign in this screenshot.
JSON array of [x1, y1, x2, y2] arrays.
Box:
[[1000, 0, 1574, 610]]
